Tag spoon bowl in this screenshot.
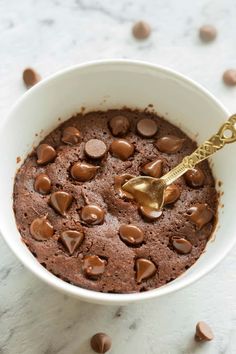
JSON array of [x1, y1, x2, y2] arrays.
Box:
[[122, 176, 166, 210]]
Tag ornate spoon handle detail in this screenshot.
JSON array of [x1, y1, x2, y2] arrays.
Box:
[[162, 114, 236, 186]]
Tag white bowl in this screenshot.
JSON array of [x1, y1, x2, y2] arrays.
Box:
[[0, 60, 235, 305]]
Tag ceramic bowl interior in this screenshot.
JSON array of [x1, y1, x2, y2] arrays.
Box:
[[0, 60, 234, 305]]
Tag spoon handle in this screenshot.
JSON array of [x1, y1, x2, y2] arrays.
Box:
[[162, 114, 236, 186]]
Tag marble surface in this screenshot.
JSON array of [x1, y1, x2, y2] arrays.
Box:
[[1, 0, 236, 353]]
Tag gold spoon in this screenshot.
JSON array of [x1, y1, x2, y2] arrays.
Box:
[[122, 114, 236, 210]]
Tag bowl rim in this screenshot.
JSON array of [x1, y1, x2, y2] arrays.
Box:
[[0, 59, 232, 304]]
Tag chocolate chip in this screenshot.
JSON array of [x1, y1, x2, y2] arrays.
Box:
[[156, 136, 185, 153], [70, 162, 99, 182], [36, 144, 57, 165], [135, 258, 156, 283], [90, 333, 112, 354], [163, 184, 181, 205], [82, 255, 106, 279], [85, 139, 107, 159], [223, 69, 236, 86], [141, 159, 162, 178], [114, 174, 134, 199], [139, 206, 162, 221], [34, 174, 51, 194], [172, 237, 192, 254], [109, 115, 130, 137], [110, 139, 134, 160], [132, 21, 151, 40], [184, 167, 205, 188], [30, 216, 54, 241], [187, 203, 214, 229], [199, 25, 217, 42], [81, 204, 105, 225], [49, 191, 73, 216], [23, 67, 41, 87], [119, 224, 144, 246], [136, 118, 158, 138], [61, 127, 81, 145], [195, 321, 214, 342], [59, 230, 84, 255]]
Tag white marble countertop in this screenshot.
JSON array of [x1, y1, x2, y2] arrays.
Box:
[[1, 0, 236, 353]]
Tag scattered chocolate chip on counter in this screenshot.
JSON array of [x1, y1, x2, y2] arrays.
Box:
[[199, 25, 217, 42], [195, 321, 214, 342], [223, 69, 236, 86], [132, 20, 151, 40], [90, 333, 112, 353], [23, 67, 41, 88]]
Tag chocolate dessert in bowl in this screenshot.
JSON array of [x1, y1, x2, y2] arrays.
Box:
[[0, 60, 235, 304]]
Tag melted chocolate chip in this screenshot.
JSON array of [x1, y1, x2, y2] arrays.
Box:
[[139, 206, 162, 221], [49, 191, 73, 216], [59, 230, 84, 255], [187, 203, 214, 229], [156, 136, 185, 153], [114, 174, 134, 199], [81, 204, 105, 225], [34, 174, 51, 194], [163, 184, 181, 205], [30, 216, 54, 241], [172, 237, 192, 254], [36, 144, 57, 165], [141, 159, 162, 178], [85, 139, 107, 159], [184, 167, 205, 188], [119, 224, 144, 246], [82, 255, 106, 279], [136, 118, 158, 137], [90, 333, 112, 353], [70, 162, 99, 181], [135, 258, 156, 283], [110, 139, 134, 161], [23, 67, 41, 87], [109, 115, 130, 137], [195, 321, 214, 342], [61, 126, 81, 145]]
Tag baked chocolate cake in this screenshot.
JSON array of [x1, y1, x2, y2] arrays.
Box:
[[13, 109, 218, 293]]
